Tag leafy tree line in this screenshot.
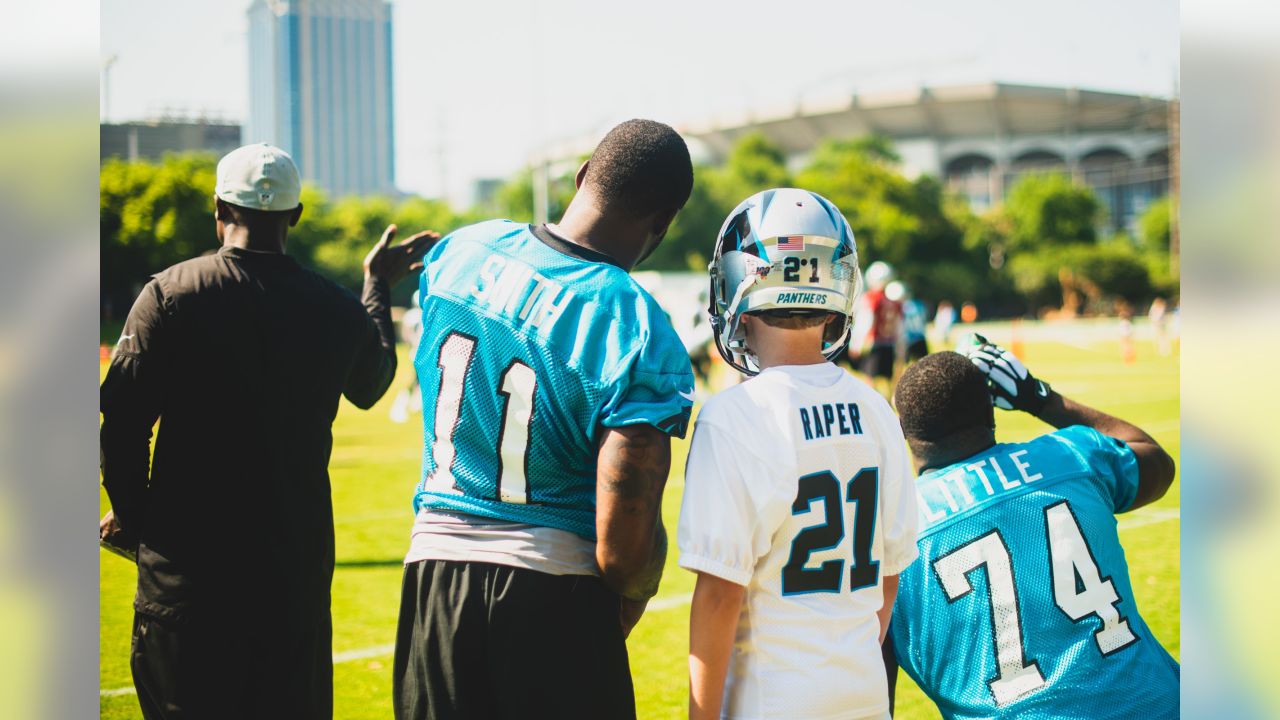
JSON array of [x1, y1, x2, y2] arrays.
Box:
[[100, 136, 1176, 320]]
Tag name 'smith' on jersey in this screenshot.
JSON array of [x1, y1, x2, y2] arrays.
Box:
[[408, 221, 695, 562]]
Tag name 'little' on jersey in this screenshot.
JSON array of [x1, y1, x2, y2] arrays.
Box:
[[411, 221, 694, 538], [892, 425, 1180, 719]]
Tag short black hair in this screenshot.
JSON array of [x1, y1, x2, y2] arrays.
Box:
[[583, 119, 693, 218], [894, 351, 995, 441]]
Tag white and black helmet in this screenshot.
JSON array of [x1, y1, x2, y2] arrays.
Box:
[[708, 188, 862, 375], [865, 260, 895, 291]]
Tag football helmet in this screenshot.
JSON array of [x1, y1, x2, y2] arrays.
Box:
[[865, 261, 894, 291], [708, 188, 861, 375]]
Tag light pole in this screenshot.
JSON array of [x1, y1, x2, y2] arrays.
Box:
[[101, 54, 119, 122]]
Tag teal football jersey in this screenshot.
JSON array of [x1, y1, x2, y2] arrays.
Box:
[[411, 221, 694, 539], [892, 425, 1179, 719]]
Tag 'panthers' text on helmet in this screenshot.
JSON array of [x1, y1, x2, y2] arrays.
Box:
[[708, 188, 862, 375]]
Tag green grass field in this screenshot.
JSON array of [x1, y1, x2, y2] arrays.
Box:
[[100, 324, 1179, 718]]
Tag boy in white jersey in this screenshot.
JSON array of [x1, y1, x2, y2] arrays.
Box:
[[678, 189, 919, 720]]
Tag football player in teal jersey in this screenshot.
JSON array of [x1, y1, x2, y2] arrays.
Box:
[[392, 120, 695, 720], [887, 337, 1178, 719]]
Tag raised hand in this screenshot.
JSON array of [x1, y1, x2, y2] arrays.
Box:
[[364, 224, 441, 286]]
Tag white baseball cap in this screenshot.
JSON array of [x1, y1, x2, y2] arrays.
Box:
[[215, 143, 302, 212]]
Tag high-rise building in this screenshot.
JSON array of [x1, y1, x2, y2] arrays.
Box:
[[246, 0, 395, 198]]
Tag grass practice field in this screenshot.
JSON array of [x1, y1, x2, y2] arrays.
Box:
[[100, 321, 1180, 719]]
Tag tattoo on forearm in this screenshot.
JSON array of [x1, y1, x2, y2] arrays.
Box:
[[599, 428, 669, 514]]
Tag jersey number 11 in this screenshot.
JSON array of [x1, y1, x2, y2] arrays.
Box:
[[427, 332, 537, 504]]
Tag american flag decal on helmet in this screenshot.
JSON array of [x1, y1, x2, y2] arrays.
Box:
[[776, 235, 804, 251]]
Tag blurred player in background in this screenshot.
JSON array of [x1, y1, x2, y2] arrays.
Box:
[[1148, 296, 1171, 356], [934, 299, 956, 347], [99, 144, 433, 719], [886, 280, 928, 364], [393, 120, 695, 720], [887, 336, 1179, 719], [389, 290, 424, 423], [849, 261, 904, 399], [684, 301, 717, 398], [681, 189, 918, 720]]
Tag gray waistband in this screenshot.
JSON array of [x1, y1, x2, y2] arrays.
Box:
[[404, 509, 599, 577]]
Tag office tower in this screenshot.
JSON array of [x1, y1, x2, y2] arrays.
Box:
[[246, 0, 395, 198]]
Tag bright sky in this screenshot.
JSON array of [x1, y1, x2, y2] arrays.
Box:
[[101, 0, 1178, 203]]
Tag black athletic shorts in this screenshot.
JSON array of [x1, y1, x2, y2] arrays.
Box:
[[130, 606, 333, 720], [860, 344, 896, 379], [906, 338, 929, 363], [393, 559, 635, 720]]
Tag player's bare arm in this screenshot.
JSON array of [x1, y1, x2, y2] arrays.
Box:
[[596, 423, 671, 610], [877, 573, 900, 644], [688, 572, 746, 720], [960, 333, 1175, 510], [1032, 393, 1175, 510]]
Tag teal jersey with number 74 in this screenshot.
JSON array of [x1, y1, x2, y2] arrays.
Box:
[[410, 220, 694, 539], [891, 426, 1180, 719]]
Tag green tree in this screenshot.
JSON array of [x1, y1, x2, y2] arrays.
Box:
[[309, 195, 395, 287], [1003, 173, 1102, 250], [100, 153, 220, 312], [644, 174, 723, 271], [492, 162, 581, 224], [1008, 241, 1153, 312], [1138, 196, 1172, 252], [795, 136, 991, 305], [647, 133, 792, 272]]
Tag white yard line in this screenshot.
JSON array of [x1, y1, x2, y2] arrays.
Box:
[[100, 687, 138, 698], [101, 591, 698, 698]]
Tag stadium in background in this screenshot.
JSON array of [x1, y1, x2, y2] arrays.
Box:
[[542, 83, 1171, 235], [245, 0, 396, 198]]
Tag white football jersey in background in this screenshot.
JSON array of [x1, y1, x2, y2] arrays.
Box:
[[678, 362, 918, 720]]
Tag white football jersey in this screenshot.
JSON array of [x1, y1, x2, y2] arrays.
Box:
[[678, 362, 918, 720]]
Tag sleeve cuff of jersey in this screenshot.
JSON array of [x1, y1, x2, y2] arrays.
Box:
[[678, 553, 752, 586], [600, 408, 691, 438], [881, 544, 920, 576]]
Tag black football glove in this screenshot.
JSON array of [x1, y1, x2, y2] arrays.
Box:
[[957, 333, 1053, 413]]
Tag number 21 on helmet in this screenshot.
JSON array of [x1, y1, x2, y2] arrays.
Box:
[[707, 188, 862, 375]]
